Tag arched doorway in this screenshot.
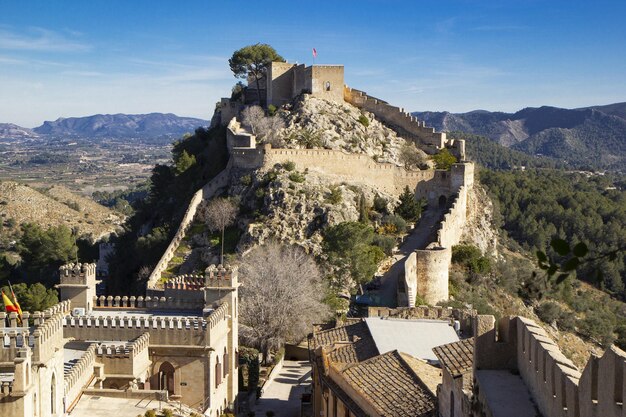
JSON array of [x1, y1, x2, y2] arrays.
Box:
[[438, 195, 447, 208], [158, 362, 175, 395]]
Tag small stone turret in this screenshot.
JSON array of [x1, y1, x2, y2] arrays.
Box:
[[204, 264, 238, 291], [57, 263, 98, 313]]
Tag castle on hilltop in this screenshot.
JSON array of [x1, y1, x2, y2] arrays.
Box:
[[0, 262, 238, 417]]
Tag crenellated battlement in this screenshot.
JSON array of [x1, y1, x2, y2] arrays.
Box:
[[92, 294, 204, 310], [164, 274, 205, 291], [64, 343, 97, 402], [95, 333, 150, 359], [0, 301, 70, 364], [59, 262, 97, 285], [205, 264, 238, 288], [475, 315, 626, 417]]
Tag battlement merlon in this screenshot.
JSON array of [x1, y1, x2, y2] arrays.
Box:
[[58, 263, 98, 313], [204, 264, 239, 289], [58, 262, 99, 286]]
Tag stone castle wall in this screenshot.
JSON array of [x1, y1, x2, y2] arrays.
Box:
[[475, 315, 626, 417], [146, 157, 233, 288], [344, 86, 465, 160], [64, 343, 97, 410]]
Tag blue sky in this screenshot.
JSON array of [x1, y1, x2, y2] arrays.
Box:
[[1, 0, 625, 127]]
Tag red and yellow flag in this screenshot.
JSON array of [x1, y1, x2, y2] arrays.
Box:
[[9, 285, 22, 318], [2, 290, 19, 314]]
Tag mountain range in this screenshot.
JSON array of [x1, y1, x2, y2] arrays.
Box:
[[414, 102, 626, 170], [0, 113, 209, 141]]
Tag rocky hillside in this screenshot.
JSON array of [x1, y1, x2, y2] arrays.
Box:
[[415, 102, 626, 170], [274, 96, 430, 167], [0, 181, 123, 241], [0, 123, 39, 141]]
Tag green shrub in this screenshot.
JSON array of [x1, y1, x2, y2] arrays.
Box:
[[162, 409, 173, 417], [451, 244, 491, 274], [432, 148, 457, 170], [326, 185, 342, 204], [381, 214, 407, 234], [144, 410, 156, 417], [536, 301, 561, 324], [282, 160, 296, 171], [557, 312, 576, 331], [267, 104, 277, 116], [373, 195, 388, 214], [240, 174, 252, 186], [288, 172, 306, 183], [358, 114, 370, 127], [372, 234, 396, 255]]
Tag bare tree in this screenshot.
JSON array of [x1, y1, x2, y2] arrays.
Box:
[[241, 105, 285, 146], [205, 198, 238, 265], [238, 242, 329, 363], [399, 141, 429, 170], [241, 105, 266, 135]]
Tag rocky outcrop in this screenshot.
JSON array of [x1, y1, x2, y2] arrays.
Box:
[[275, 96, 430, 167]]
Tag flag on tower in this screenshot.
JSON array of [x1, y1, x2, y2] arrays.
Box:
[[312, 48, 318, 59], [8, 282, 22, 319], [2, 290, 19, 314]]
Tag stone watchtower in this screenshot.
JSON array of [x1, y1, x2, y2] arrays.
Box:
[[204, 264, 239, 405], [57, 262, 98, 313]]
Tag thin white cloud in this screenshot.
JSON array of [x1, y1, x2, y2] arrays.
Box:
[[0, 27, 91, 52], [470, 25, 530, 32]]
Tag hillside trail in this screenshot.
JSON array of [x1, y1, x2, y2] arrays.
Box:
[[374, 206, 445, 307]]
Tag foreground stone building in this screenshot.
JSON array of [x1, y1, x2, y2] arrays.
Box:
[[309, 307, 476, 417], [0, 262, 238, 417]]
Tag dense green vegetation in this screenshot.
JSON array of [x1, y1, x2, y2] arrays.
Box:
[[323, 222, 386, 285], [480, 169, 625, 296], [106, 126, 229, 293], [1, 283, 58, 312]]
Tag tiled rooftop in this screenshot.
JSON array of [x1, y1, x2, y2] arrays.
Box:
[[432, 337, 474, 377], [312, 321, 379, 364], [339, 350, 437, 417]]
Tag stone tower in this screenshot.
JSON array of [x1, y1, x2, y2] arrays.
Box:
[[204, 264, 239, 409], [57, 263, 98, 313]]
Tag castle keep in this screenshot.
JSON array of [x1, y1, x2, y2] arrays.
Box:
[[0, 263, 238, 417]]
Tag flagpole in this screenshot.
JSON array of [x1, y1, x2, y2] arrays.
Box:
[[8, 280, 23, 325]]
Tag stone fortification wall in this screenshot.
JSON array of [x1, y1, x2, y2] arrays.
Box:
[[95, 333, 150, 376], [264, 146, 441, 197], [146, 156, 233, 288], [401, 164, 473, 306], [367, 305, 476, 335], [63, 303, 229, 348], [93, 294, 204, 310], [435, 186, 468, 249], [64, 343, 97, 408], [475, 315, 626, 417], [63, 314, 207, 346], [344, 86, 465, 160]]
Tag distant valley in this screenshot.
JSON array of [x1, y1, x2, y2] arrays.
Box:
[[414, 102, 626, 170], [0, 113, 209, 194], [0, 112, 210, 143]]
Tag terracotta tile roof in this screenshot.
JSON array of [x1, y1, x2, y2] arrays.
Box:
[[312, 321, 379, 363], [432, 337, 474, 377], [339, 350, 437, 417]]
